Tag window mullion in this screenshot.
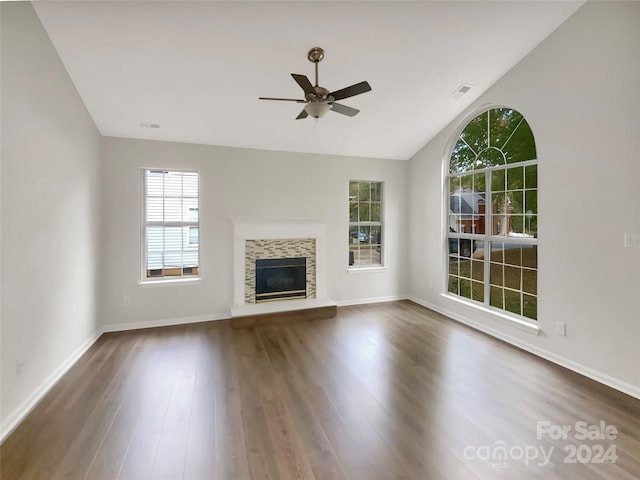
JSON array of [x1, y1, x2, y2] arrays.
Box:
[[484, 170, 492, 307], [466, 159, 537, 176], [501, 116, 525, 151], [146, 221, 195, 227], [487, 111, 491, 148]]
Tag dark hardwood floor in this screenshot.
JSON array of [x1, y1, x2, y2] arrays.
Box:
[[2, 301, 639, 480]]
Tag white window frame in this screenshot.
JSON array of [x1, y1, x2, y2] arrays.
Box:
[[348, 180, 384, 269], [141, 169, 200, 283], [445, 107, 538, 321]]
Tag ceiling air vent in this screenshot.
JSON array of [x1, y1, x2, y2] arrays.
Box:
[[140, 122, 161, 129], [451, 84, 472, 100]]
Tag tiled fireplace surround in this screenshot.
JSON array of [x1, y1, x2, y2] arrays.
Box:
[[231, 219, 336, 318], [244, 239, 316, 304]]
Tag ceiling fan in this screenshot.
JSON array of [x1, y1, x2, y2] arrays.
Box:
[[259, 47, 372, 120]]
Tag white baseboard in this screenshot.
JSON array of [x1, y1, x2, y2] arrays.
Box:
[[0, 330, 102, 444], [337, 294, 408, 307], [101, 312, 229, 333], [409, 296, 640, 401]]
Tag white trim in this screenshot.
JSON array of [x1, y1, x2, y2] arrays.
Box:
[[0, 330, 102, 444], [347, 266, 387, 274], [440, 293, 539, 335], [409, 296, 640, 401], [337, 294, 408, 307], [138, 277, 201, 287], [101, 312, 228, 333]]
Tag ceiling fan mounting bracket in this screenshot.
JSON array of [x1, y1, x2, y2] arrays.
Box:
[[307, 47, 325, 64]]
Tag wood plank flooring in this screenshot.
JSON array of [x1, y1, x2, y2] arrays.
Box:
[[2, 301, 639, 480]]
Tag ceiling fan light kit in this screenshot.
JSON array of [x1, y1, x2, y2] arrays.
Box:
[[259, 47, 371, 120], [304, 102, 331, 119]]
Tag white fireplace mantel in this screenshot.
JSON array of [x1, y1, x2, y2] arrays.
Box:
[[231, 218, 335, 317]]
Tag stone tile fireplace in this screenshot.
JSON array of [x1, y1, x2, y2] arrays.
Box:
[[246, 240, 315, 303], [231, 219, 336, 321]]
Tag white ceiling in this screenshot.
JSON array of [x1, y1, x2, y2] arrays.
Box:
[[33, 1, 584, 160]]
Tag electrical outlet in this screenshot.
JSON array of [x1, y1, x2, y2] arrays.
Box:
[[624, 233, 640, 248], [556, 321, 567, 337], [123, 296, 131, 306], [16, 358, 25, 375], [334, 281, 340, 289]]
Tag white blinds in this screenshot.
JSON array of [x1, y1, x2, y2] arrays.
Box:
[[144, 170, 199, 278]]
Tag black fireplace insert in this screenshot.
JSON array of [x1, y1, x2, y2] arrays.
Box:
[[255, 257, 306, 303]]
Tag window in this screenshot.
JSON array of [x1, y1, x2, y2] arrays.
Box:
[[349, 180, 382, 267], [446, 107, 537, 320], [144, 170, 199, 280]]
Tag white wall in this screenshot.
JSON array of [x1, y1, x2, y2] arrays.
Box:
[[408, 1, 640, 396], [100, 137, 409, 328], [1, 3, 102, 436]]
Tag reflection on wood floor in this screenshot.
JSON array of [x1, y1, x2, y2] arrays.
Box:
[[2, 300, 639, 479]]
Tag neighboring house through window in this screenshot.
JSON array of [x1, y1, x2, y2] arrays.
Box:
[[144, 169, 199, 280], [446, 107, 538, 320], [349, 180, 383, 267], [188, 207, 199, 246]]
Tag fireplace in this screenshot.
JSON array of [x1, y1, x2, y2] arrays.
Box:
[[255, 257, 306, 303], [243, 238, 316, 304], [232, 220, 333, 313]]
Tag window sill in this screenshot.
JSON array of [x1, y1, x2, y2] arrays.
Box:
[[440, 293, 539, 335], [139, 277, 201, 287], [347, 266, 387, 274]]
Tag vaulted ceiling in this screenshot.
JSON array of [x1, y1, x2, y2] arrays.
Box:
[[33, 1, 584, 160]]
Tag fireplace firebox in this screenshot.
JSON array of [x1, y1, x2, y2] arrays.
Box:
[[255, 257, 306, 303]]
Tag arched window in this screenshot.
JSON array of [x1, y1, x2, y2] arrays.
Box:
[[446, 107, 537, 320]]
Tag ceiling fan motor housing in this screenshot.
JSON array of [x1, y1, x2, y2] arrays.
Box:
[[306, 86, 332, 103]]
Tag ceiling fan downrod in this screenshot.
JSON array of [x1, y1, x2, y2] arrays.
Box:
[[307, 47, 324, 87]]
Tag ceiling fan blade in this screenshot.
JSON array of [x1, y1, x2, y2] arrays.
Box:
[[331, 103, 359, 117], [296, 109, 308, 120], [329, 81, 372, 101], [259, 97, 307, 103], [291, 74, 314, 94]]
